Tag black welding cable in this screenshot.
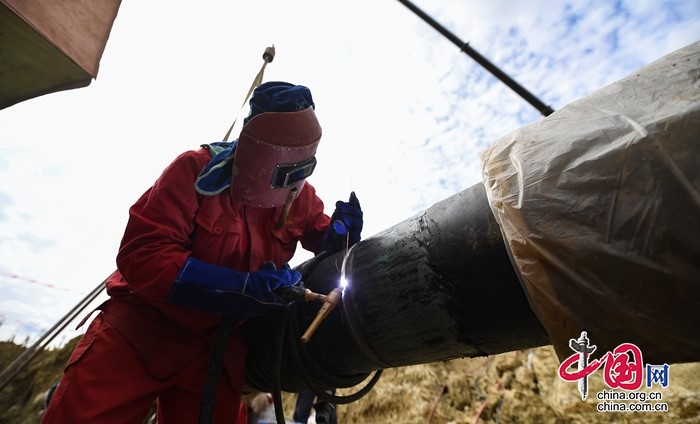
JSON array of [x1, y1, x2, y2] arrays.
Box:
[[198, 315, 235, 424], [284, 303, 383, 404], [269, 251, 382, 422], [271, 307, 290, 424], [268, 300, 383, 424]]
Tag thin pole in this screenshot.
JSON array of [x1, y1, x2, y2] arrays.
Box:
[[397, 0, 555, 117], [0, 279, 105, 391]]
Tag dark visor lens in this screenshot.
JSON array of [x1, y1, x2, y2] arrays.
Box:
[[271, 156, 317, 188]]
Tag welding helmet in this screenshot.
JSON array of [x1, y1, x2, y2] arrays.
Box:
[[230, 81, 321, 207]]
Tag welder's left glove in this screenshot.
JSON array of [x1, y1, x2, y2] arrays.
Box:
[[167, 258, 301, 321], [320, 191, 363, 253]]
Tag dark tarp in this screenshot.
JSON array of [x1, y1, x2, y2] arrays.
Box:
[[0, 0, 121, 109]]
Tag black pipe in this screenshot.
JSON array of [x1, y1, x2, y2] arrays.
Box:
[[243, 182, 550, 392], [397, 0, 555, 117]]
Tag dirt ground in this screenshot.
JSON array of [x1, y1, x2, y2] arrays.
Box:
[[2, 340, 699, 424]]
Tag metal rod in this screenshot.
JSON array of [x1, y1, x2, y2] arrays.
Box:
[[0, 279, 105, 391], [397, 0, 555, 117]]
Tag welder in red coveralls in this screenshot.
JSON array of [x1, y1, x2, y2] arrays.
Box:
[[41, 81, 363, 424]]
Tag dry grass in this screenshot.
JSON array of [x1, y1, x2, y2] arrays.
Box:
[[2, 340, 699, 424]]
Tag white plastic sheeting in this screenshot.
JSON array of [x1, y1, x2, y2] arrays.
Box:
[[481, 41, 700, 364]]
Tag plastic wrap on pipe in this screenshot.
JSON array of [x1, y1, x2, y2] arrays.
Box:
[[480, 41, 700, 364]]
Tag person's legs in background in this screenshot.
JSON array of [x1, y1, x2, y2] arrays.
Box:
[[292, 390, 337, 424], [292, 390, 316, 423]]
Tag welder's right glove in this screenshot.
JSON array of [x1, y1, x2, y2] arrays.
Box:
[[320, 191, 363, 253], [168, 257, 302, 320]]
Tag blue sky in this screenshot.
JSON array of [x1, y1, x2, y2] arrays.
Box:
[[1, 0, 698, 345]]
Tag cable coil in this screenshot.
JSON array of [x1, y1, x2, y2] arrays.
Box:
[[243, 251, 383, 423]]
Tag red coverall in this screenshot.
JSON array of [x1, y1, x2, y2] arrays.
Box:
[[42, 146, 330, 423]]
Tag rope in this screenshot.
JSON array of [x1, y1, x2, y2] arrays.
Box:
[[222, 45, 276, 141]]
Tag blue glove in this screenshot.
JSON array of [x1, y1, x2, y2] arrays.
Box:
[[320, 191, 363, 253], [168, 258, 302, 320]]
